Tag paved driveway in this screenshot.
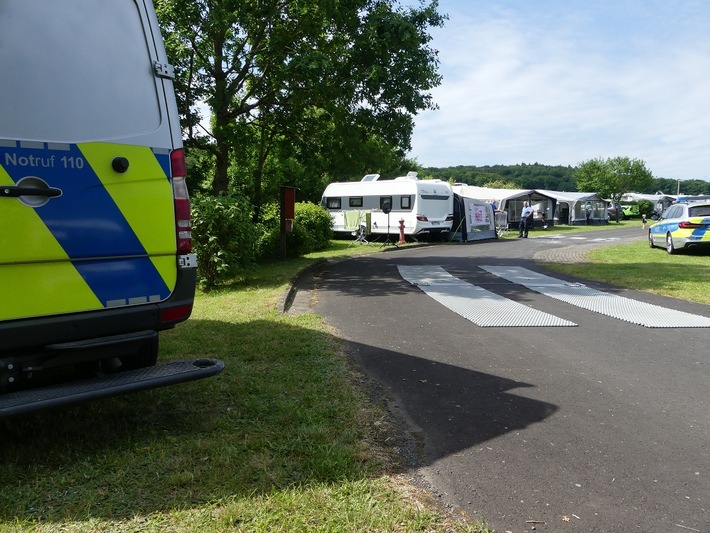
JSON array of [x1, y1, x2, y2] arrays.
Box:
[[310, 229, 709, 532]]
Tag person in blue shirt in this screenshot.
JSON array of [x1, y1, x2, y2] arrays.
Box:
[[518, 201, 534, 238]]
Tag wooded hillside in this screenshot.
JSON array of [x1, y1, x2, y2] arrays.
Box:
[[423, 163, 710, 196]]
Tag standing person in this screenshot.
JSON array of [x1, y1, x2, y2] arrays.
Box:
[[642, 213, 647, 229], [518, 201, 534, 238]]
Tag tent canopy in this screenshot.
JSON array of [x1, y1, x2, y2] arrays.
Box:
[[451, 186, 497, 241], [455, 185, 557, 227], [537, 189, 606, 225]]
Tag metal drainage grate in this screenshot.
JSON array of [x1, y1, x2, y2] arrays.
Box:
[[480, 265, 710, 328], [398, 266, 576, 327]]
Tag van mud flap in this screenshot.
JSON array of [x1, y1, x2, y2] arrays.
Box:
[[0, 359, 224, 417]]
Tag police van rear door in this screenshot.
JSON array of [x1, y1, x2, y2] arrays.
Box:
[[0, 0, 180, 323]]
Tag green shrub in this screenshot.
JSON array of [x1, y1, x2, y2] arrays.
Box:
[[637, 199, 655, 217], [295, 202, 334, 250], [191, 192, 257, 290], [256, 202, 333, 260]]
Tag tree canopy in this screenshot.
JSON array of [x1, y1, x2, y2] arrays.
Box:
[[574, 157, 654, 200], [156, 0, 446, 212]]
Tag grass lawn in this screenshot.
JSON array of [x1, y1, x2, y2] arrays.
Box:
[[0, 240, 488, 533], [543, 239, 710, 305]]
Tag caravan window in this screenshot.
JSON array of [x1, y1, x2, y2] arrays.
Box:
[[401, 195, 412, 209], [326, 198, 341, 209], [380, 196, 393, 210], [349, 197, 363, 208]]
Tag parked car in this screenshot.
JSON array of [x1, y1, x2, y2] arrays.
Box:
[[622, 205, 639, 217], [648, 201, 710, 254], [606, 202, 625, 221]]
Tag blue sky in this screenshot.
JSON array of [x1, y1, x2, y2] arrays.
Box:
[[405, 0, 710, 181]]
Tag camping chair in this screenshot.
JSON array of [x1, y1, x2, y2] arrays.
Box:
[[349, 210, 372, 246], [495, 211, 508, 238]]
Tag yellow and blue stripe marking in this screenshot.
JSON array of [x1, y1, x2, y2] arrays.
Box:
[[0, 140, 177, 321]]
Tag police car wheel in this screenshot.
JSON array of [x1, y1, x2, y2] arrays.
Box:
[[666, 233, 677, 255]]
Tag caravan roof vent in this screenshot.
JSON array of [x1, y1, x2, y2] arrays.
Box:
[[395, 171, 419, 181], [361, 173, 380, 182]]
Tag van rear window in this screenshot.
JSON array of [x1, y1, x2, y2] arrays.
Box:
[[0, 1, 161, 142]]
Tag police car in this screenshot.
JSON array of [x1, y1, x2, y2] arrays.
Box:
[[0, 1, 223, 416], [648, 200, 710, 254]]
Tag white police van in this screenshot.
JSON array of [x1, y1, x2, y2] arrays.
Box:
[[0, 0, 223, 416]]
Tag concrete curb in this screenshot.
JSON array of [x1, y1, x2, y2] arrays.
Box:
[[280, 258, 330, 314]]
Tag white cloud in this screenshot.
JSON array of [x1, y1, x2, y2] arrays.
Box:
[[408, 0, 710, 180]]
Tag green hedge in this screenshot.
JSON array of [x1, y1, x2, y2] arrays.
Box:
[[191, 196, 333, 289], [190, 192, 257, 290], [257, 202, 333, 260]]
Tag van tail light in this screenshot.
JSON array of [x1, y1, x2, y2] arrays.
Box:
[[170, 149, 192, 254], [679, 221, 702, 229], [160, 304, 193, 324], [416, 215, 428, 221]]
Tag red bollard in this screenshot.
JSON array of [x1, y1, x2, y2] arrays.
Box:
[[398, 218, 406, 244]]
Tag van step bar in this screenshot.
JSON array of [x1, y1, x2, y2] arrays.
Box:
[[0, 359, 224, 417]]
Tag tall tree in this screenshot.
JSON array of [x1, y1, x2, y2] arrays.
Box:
[[156, 0, 445, 209], [574, 156, 654, 201]]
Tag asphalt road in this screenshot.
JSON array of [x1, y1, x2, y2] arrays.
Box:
[[311, 227, 709, 533]]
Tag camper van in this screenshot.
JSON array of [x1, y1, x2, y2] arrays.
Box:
[[0, 0, 223, 416], [321, 173, 455, 239]]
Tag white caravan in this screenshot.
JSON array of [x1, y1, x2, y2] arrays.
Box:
[[321, 173, 454, 239]]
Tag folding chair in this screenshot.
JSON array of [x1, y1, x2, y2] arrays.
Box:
[[495, 211, 509, 238]]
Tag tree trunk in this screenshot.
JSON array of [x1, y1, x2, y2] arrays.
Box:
[[251, 136, 267, 223], [212, 139, 230, 195], [211, 30, 230, 195]]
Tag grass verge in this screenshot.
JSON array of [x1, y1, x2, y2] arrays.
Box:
[[542, 239, 710, 305], [0, 240, 489, 532], [501, 218, 640, 238]]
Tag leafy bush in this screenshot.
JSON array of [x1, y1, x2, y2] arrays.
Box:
[[256, 202, 333, 260], [295, 202, 334, 249], [191, 192, 257, 290], [637, 199, 655, 217]]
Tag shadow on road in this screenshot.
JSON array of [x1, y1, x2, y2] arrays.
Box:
[[345, 339, 559, 466]]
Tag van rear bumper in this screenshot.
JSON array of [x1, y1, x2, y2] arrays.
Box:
[[0, 267, 196, 355], [0, 358, 224, 417]]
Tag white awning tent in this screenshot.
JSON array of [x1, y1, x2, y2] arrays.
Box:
[[451, 185, 496, 241], [455, 185, 557, 228], [536, 190, 606, 225]]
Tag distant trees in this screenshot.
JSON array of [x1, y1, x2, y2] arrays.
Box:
[[652, 177, 710, 196], [425, 161, 710, 198], [425, 164, 576, 190]]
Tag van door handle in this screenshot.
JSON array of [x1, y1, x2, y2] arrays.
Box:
[[0, 185, 62, 198]]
